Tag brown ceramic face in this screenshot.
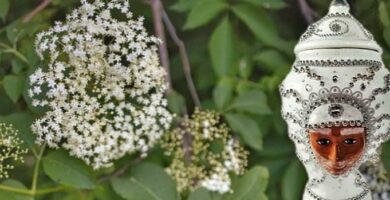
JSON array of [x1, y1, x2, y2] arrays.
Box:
[[309, 126, 365, 176]]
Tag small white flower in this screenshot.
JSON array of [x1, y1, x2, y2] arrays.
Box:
[[200, 172, 231, 194]]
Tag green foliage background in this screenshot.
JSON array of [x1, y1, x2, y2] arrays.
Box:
[[0, 0, 389, 199]]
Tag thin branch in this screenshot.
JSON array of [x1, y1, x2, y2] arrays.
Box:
[[143, 0, 201, 107], [150, 0, 172, 92], [182, 131, 193, 164], [31, 143, 46, 193], [162, 11, 201, 107], [23, 0, 52, 23], [297, 0, 318, 24]]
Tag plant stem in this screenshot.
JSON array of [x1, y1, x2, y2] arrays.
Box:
[[0, 184, 65, 196], [35, 186, 65, 195], [161, 10, 202, 108], [31, 143, 46, 193], [0, 184, 32, 195], [23, 0, 52, 23], [0, 42, 31, 66], [150, 0, 172, 92]]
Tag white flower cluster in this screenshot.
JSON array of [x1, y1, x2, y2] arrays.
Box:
[[200, 171, 231, 194], [199, 138, 245, 194], [29, 0, 172, 169], [162, 109, 248, 194], [0, 123, 28, 178]]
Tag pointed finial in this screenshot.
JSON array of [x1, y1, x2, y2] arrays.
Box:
[[329, 0, 350, 13], [331, 0, 349, 7]]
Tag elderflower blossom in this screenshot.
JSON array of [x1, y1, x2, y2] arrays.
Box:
[[0, 124, 28, 179], [161, 109, 248, 194], [29, 0, 172, 169]]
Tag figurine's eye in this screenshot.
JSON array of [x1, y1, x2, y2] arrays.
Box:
[[344, 138, 357, 144], [317, 139, 331, 145]]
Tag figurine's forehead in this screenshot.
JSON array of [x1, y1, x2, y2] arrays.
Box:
[[310, 127, 365, 135], [309, 103, 363, 124]]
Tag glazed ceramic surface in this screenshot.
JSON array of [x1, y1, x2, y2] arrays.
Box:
[[280, 0, 390, 199]]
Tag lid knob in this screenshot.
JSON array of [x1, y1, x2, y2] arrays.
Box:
[[331, 0, 349, 7], [329, 0, 350, 13]]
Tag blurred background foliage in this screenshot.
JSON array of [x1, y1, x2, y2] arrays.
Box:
[[0, 0, 390, 199]]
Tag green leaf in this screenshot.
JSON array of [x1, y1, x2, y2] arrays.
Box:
[[242, 0, 286, 9], [111, 178, 156, 200], [254, 50, 289, 73], [232, 3, 284, 49], [0, 179, 33, 200], [111, 163, 178, 200], [0, 113, 35, 151], [272, 113, 288, 136], [42, 150, 96, 189], [259, 75, 284, 93], [228, 90, 272, 115], [6, 19, 48, 44], [223, 166, 269, 200], [379, 1, 390, 27], [12, 59, 28, 75], [188, 188, 212, 200], [6, 20, 23, 44], [184, 0, 227, 30], [0, 0, 9, 21], [225, 113, 263, 151], [93, 183, 124, 200], [170, 0, 198, 12], [354, 0, 375, 16], [259, 136, 294, 158], [213, 77, 235, 111], [209, 17, 237, 77], [258, 155, 291, 192], [384, 27, 390, 48], [281, 160, 307, 200], [167, 90, 186, 114], [238, 57, 253, 79], [381, 141, 390, 172], [3, 75, 25, 103], [235, 80, 260, 94]]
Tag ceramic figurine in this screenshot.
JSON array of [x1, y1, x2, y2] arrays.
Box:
[[279, 0, 390, 199]]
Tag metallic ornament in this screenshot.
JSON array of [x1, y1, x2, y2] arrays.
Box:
[[328, 104, 344, 118]]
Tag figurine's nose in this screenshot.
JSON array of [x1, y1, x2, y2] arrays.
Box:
[[329, 144, 344, 162]]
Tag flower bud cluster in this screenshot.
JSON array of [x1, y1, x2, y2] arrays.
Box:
[[0, 124, 28, 179], [162, 109, 248, 194]]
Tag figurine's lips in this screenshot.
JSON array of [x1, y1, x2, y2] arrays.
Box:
[[332, 166, 346, 170], [330, 163, 347, 169], [324, 164, 348, 175]]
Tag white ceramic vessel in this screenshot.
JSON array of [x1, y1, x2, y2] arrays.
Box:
[[280, 0, 390, 199]]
